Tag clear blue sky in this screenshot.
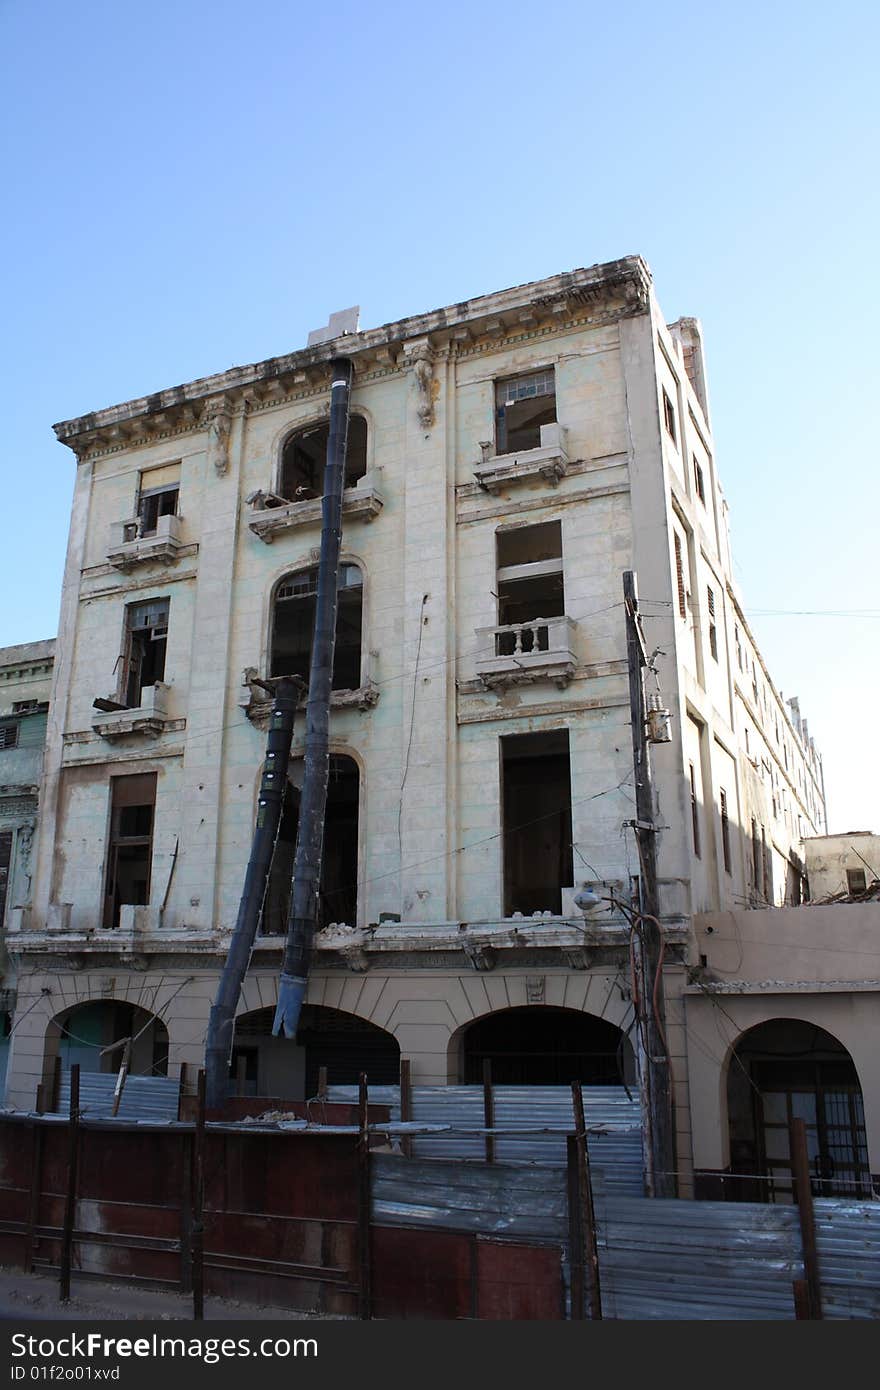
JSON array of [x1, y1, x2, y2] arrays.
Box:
[[2, 0, 877, 833]]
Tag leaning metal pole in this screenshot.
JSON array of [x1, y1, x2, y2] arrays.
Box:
[[204, 676, 301, 1108], [273, 356, 353, 1039]]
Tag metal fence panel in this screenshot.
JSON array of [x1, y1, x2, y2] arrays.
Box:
[[814, 1199, 880, 1320], [55, 1071, 180, 1122]]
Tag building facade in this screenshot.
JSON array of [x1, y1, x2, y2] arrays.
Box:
[[5, 258, 829, 1191]]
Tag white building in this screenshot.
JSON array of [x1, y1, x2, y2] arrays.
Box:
[[5, 258, 828, 1191]]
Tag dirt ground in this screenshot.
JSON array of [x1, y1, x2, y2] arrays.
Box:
[[0, 1267, 346, 1322]]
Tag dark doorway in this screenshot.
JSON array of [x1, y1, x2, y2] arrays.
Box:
[[501, 730, 573, 915], [52, 1001, 169, 1077], [461, 1007, 634, 1085], [280, 416, 367, 499], [231, 1004, 399, 1100], [726, 1018, 870, 1202], [260, 755, 359, 933]]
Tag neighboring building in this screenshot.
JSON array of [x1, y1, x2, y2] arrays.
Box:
[[0, 640, 55, 1083], [804, 831, 880, 900], [5, 258, 829, 1191]]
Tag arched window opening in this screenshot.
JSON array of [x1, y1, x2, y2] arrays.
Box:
[[260, 754, 359, 934], [231, 1004, 398, 1101], [280, 416, 368, 501], [726, 1018, 870, 1202], [51, 1001, 169, 1078], [270, 564, 363, 691], [460, 1006, 634, 1086]]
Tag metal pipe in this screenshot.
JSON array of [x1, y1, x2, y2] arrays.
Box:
[[205, 676, 301, 1108], [274, 357, 354, 1039]]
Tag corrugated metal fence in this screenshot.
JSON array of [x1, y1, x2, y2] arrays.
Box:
[[55, 1072, 179, 1122], [370, 1153, 880, 1319], [329, 1084, 644, 1195]]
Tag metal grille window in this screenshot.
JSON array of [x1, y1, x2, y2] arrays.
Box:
[[0, 724, 18, 750], [846, 868, 867, 894], [495, 369, 556, 455], [720, 788, 731, 874], [674, 532, 687, 620]]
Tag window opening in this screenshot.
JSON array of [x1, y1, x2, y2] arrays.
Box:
[[689, 762, 701, 858], [137, 484, 178, 537], [103, 773, 156, 929], [674, 532, 687, 620], [271, 564, 363, 691], [261, 756, 359, 933], [280, 416, 367, 500], [846, 868, 867, 895], [123, 599, 169, 708], [662, 389, 677, 445], [706, 586, 718, 661], [0, 724, 19, 750], [720, 788, 731, 874], [495, 521, 564, 652], [501, 729, 572, 916], [693, 455, 706, 503], [495, 369, 556, 455]]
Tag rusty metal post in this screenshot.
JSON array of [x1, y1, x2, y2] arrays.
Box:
[[192, 1068, 206, 1320], [399, 1058, 413, 1160], [792, 1278, 812, 1319], [571, 1082, 602, 1319], [482, 1059, 495, 1164], [111, 1039, 131, 1117], [357, 1072, 372, 1320], [35, 1083, 46, 1115], [52, 1056, 62, 1112], [25, 1123, 43, 1273], [59, 1064, 80, 1302], [790, 1116, 822, 1318], [566, 1136, 585, 1319], [179, 1130, 193, 1294]]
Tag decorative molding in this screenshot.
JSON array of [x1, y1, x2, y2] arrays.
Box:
[[203, 395, 233, 475], [402, 339, 436, 429]]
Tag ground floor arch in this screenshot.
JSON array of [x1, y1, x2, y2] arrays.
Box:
[[43, 999, 169, 1091], [454, 1005, 636, 1086], [726, 1017, 870, 1202], [231, 1003, 400, 1101]]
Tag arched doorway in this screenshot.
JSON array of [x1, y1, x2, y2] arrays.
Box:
[[260, 754, 360, 933], [726, 1018, 870, 1201], [231, 1004, 399, 1101], [459, 1006, 635, 1086], [46, 1001, 169, 1080]]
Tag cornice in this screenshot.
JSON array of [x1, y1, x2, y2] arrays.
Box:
[[53, 257, 652, 461]]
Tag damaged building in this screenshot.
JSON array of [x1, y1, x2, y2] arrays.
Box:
[[5, 256, 855, 1197]]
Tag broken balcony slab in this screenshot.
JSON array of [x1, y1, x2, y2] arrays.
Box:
[[473, 423, 569, 493], [248, 473, 384, 542]]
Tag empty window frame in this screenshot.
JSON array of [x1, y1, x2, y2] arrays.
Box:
[[261, 755, 360, 933], [280, 416, 368, 500], [693, 454, 706, 503], [495, 369, 556, 455], [103, 773, 157, 929], [674, 531, 687, 620], [134, 464, 180, 538], [846, 868, 867, 895], [706, 586, 718, 661], [271, 564, 363, 691], [0, 723, 18, 750], [501, 729, 572, 916], [495, 521, 564, 651], [0, 829, 11, 929], [720, 788, 732, 874], [122, 599, 169, 708], [689, 762, 701, 858], [662, 389, 677, 445], [751, 818, 761, 894], [734, 624, 743, 671]]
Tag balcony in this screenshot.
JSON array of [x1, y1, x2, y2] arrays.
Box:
[[474, 615, 577, 690], [248, 470, 384, 544], [92, 682, 174, 740], [107, 513, 187, 570], [473, 423, 569, 494]]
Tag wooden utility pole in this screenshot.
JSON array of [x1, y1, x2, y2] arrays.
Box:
[[623, 570, 676, 1198]]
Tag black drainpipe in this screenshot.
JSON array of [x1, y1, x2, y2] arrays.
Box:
[[205, 676, 302, 1109], [273, 356, 354, 1039]]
